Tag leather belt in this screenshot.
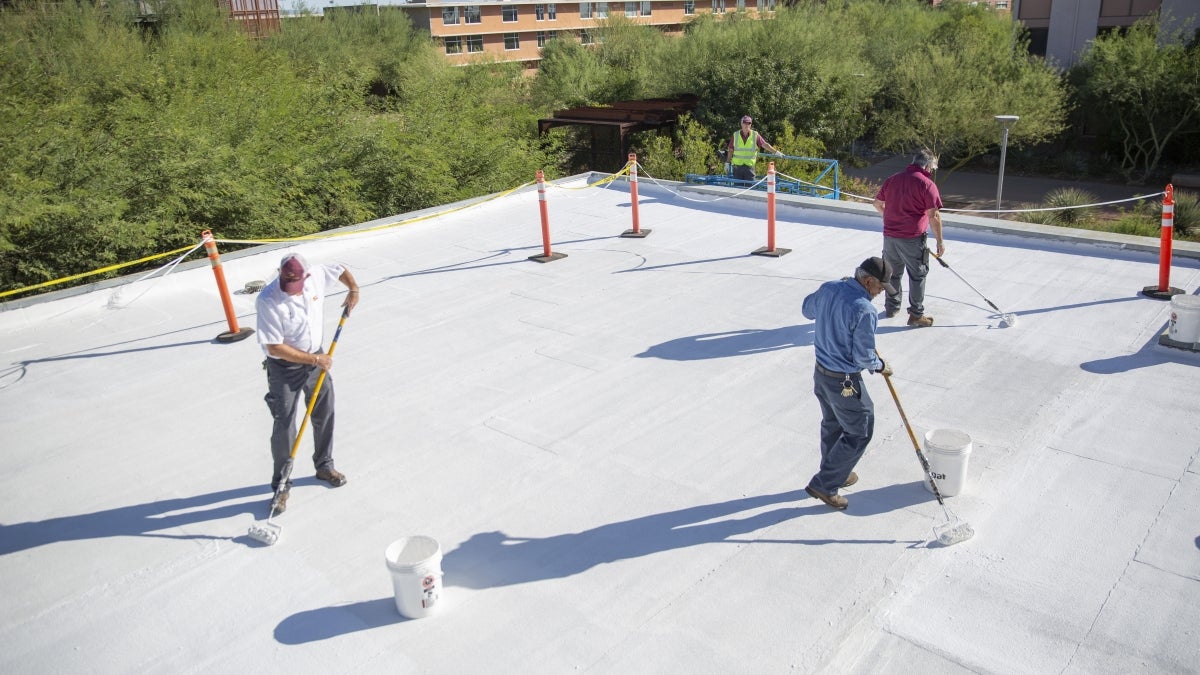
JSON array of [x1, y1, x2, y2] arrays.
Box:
[[815, 363, 861, 379]]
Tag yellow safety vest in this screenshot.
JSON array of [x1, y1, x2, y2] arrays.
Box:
[[731, 131, 759, 167]]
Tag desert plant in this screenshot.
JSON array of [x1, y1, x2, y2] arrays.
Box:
[[1171, 188, 1198, 237], [1042, 188, 1099, 226], [1019, 203, 1060, 226]]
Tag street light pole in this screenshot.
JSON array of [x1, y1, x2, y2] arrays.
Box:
[[994, 115, 1019, 214]]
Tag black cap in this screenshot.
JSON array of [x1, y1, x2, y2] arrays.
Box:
[[859, 256, 896, 293]]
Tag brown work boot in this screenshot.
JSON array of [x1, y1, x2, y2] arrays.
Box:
[[316, 468, 347, 487], [806, 485, 848, 510], [842, 472, 858, 488], [270, 489, 289, 516], [907, 313, 934, 328]]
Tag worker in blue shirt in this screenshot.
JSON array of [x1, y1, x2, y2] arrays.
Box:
[[801, 257, 895, 509]]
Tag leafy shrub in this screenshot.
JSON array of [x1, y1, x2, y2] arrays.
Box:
[[839, 176, 880, 205], [631, 115, 718, 182], [1109, 214, 1161, 238]]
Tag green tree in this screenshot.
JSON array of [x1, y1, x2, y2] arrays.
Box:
[[656, 6, 874, 155], [1072, 18, 1200, 184], [632, 114, 719, 180], [592, 16, 671, 102], [863, 1, 1067, 175], [531, 36, 608, 109]]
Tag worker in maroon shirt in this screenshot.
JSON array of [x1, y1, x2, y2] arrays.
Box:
[[872, 149, 945, 327]]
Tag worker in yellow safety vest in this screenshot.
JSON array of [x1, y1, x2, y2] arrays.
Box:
[[726, 115, 781, 182]]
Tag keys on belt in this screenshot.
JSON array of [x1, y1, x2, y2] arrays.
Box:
[[841, 377, 856, 397]]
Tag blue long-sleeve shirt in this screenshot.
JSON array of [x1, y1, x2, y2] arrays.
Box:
[[802, 277, 883, 374]]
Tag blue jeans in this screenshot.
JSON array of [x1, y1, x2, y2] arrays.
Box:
[[809, 367, 875, 495]]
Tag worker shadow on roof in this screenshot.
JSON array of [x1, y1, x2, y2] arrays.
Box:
[[441, 489, 916, 591], [636, 325, 814, 361], [0, 485, 269, 556]]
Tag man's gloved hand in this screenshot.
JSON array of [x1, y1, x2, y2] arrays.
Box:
[[876, 359, 893, 376]]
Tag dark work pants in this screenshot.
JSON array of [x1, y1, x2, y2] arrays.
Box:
[[264, 357, 335, 491], [809, 367, 874, 495], [732, 164, 756, 181]]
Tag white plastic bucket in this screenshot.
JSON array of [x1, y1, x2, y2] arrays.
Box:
[[922, 428, 972, 497], [1168, 294, 1200, 343], [384, 536, 443, 619]]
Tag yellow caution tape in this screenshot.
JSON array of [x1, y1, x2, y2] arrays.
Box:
[[0, 246, 197, 300], [1, 178, 545, 300]]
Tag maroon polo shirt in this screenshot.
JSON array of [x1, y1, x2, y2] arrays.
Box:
[[875, 165, 943, 238]]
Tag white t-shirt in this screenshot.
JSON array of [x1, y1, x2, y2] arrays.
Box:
[[255, 263, 345, 357]]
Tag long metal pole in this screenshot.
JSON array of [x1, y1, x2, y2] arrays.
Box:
[[995, 126, 1010, 214]]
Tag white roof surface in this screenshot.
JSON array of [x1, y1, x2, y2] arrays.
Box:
[[2, 174, 1199, 673]]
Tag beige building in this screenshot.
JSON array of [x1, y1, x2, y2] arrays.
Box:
[[393, 0, 775, 68]]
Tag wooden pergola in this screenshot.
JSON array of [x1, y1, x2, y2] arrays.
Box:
[[538, 95, 699, 173]]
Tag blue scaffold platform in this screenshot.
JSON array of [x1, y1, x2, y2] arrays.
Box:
[[685, 154, 841, 199]]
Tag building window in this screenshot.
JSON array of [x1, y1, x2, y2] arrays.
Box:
[[995, 0, 1009, 8], [547, 4, 556, 19], [580, 29, 593, 44], [535, 3, 545, 20], [465, 6, 481, 23], [596, 2, 608, 18], [684, 0, 694, 14], [641, 1, 651, 16], [502, 5, 518, 21], [625, 1, 637, 17], [580, 3, 592, 19], [736, 0, 744, 10], [441, 6, 459, 23], [504, 33, 520, 49], [444, 36, 462, 54], [467, 34, 483, 52], [537, 30, 547, 46], [712, 0, 724, 13]]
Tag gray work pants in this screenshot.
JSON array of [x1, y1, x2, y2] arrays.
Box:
[[264, 357, 335, 491], [883, 234, 929, 317]]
